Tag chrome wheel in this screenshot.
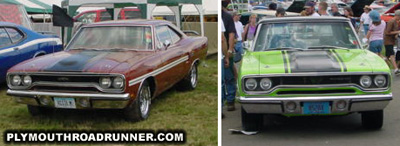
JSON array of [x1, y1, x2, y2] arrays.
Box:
[[190, 66, 198, 88], [139, 85, 151, 117]]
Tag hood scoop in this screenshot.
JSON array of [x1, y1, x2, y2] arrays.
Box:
[[43, 51, 107, 72], [288, 51, 342, 73]]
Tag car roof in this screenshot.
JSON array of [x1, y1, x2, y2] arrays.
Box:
[[259, 16, 349, 23], [0, 21, 19, 27], [84, 19, 171, 27]]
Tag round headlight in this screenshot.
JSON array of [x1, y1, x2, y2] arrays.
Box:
[[112, 77, 124, 89], [360, 75, 372, 88], [259, 78, 272, 90], [245, 78, 257, 91], [22, 75, 32, 86], [99, 77, 112, 88], [374, 75, 386, 88], [11, 75, 22, 86]]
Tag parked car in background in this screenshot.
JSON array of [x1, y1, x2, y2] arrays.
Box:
[[74, 8, 142, 23], [7, 20, 208, 121], [381, 2, 400, 22], [239, 17, 392, 131], [0, 22, 62, 83]]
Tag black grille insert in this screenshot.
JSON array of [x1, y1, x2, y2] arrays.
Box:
[[277, 89, 356, 95]]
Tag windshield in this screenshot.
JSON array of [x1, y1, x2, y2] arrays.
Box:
[[253, 22, 361, 51], [67, 26, 153, 50]]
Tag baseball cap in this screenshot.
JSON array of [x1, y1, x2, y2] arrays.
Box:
[[304, 1, 315, 8], [369, 10, 381, 22]]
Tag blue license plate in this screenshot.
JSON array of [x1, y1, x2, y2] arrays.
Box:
[[303, 102, 330, 114]]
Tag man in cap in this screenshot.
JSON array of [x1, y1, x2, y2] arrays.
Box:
[[360, 5, 372, 35], [232, 12, 244, 63], [384, 10, 400, 75], [304, 1, 320, 17]]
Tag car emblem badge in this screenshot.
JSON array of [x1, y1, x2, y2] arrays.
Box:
[[57, 77, 69, 82]]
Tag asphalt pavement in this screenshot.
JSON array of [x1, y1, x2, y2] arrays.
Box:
[[222, 74, 400, 146]]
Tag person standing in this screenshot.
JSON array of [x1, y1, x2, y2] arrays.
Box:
[[330, 3, 341, 16], [276, 7, 286, 17], [318, 2, 329, 16], [221, 19, 228, 118], [304, 1, 320, 17], [233, 12, 244, 63], [360, 6, 372, 35], [222, 0, 237, 111], [344, 7, 356, 28], [384, 10, 400, 75], [243, 14, 257, 41], [367, 10, 386, 58]]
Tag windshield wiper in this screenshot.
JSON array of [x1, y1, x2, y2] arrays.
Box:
[[266, 47, 304, 51], [109, 48, 138, 51], [72, 47, 103, 51], [308, 46, 350, 50]]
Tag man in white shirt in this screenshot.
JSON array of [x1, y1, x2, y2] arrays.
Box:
[[232, 12, 244, 63], [360, 5, 372, 35], [318, 2, 329, 16], [304, 1, 320, 17]]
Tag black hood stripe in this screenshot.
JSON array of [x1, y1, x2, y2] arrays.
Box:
[[287, 50, 342, 73], [282, 51, 289, 73], [43, 51, 108, 72], [331, 49, 347, 72]]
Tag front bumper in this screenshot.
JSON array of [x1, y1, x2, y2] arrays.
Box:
[[7, 90, 131, 109], [240, 94, 392, 114]]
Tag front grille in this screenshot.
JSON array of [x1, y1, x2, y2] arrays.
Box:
[[279, 75, 359, 85], [277, 89, 356, 95], [32, 75, 100, 83], [33, 86, 99, 93]]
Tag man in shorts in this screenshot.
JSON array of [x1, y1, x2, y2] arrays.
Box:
[[384, 10, 400, 74]]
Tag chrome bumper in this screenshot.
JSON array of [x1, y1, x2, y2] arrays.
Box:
[[240, 94, 392, 114], [7, 90, 131, 109]]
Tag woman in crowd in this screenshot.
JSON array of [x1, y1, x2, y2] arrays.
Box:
[[243, 14, 257, 41], [344, 7, 356, 27], [367, 10, 386, 58]]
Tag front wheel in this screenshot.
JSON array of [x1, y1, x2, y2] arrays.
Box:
[[124, 81, 152, 122], [361, 110, 383, 130], [176, 63, 198, 91]]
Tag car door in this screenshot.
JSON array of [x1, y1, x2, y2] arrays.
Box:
[[155, 25, 186, 89], [0, 27, 20, 80]]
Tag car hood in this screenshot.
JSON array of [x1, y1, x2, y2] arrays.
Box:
[[240, 49, 389, 75], [10, 49, 154, 73]]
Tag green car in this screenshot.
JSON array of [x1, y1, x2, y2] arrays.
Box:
[[239, 17, 392, 131]]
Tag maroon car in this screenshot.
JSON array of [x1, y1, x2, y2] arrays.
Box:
[[6, 20, 208, 121]]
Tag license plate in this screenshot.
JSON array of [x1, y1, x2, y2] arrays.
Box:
[[54, 98, 76, 109], [303, 102, 330, 114]]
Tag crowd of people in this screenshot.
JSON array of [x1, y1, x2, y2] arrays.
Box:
[[221, 0, 400, 117]]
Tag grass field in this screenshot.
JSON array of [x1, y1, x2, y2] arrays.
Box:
[[0, 58, 218, 146]]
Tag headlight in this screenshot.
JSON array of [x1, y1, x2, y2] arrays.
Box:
[[245, 78, 257, 91], [11, 75, 22, 86], [360, 75, 372, 88], [112, 77, 124, 88], [99, 77, 112, 88], [374, 75, 386, 88], [22, 75, 32, 86], [259, 78, 272, 90]]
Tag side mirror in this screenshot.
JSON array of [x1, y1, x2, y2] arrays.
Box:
[[242, 41, 253, 50], [164, 40, 171, 48]]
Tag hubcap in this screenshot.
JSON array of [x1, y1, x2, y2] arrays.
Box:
[[190, 66, 197, 87], [139, 86, 151, 116]]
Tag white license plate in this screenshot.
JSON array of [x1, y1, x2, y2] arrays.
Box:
[[54, 97, 76, 109]]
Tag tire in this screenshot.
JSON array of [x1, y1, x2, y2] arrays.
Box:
[[27, 105, 52, 116], [361, 110, 383, 130], [176, 63, 198, 91], [124, 81, 152, 122], [241, 106, 263, 131]]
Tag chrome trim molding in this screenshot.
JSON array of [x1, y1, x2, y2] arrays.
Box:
[[7, 90, 130, 100], [129, 55, 189, 86], [241, 72, 391, 95], [239, 94, 392, 102]]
